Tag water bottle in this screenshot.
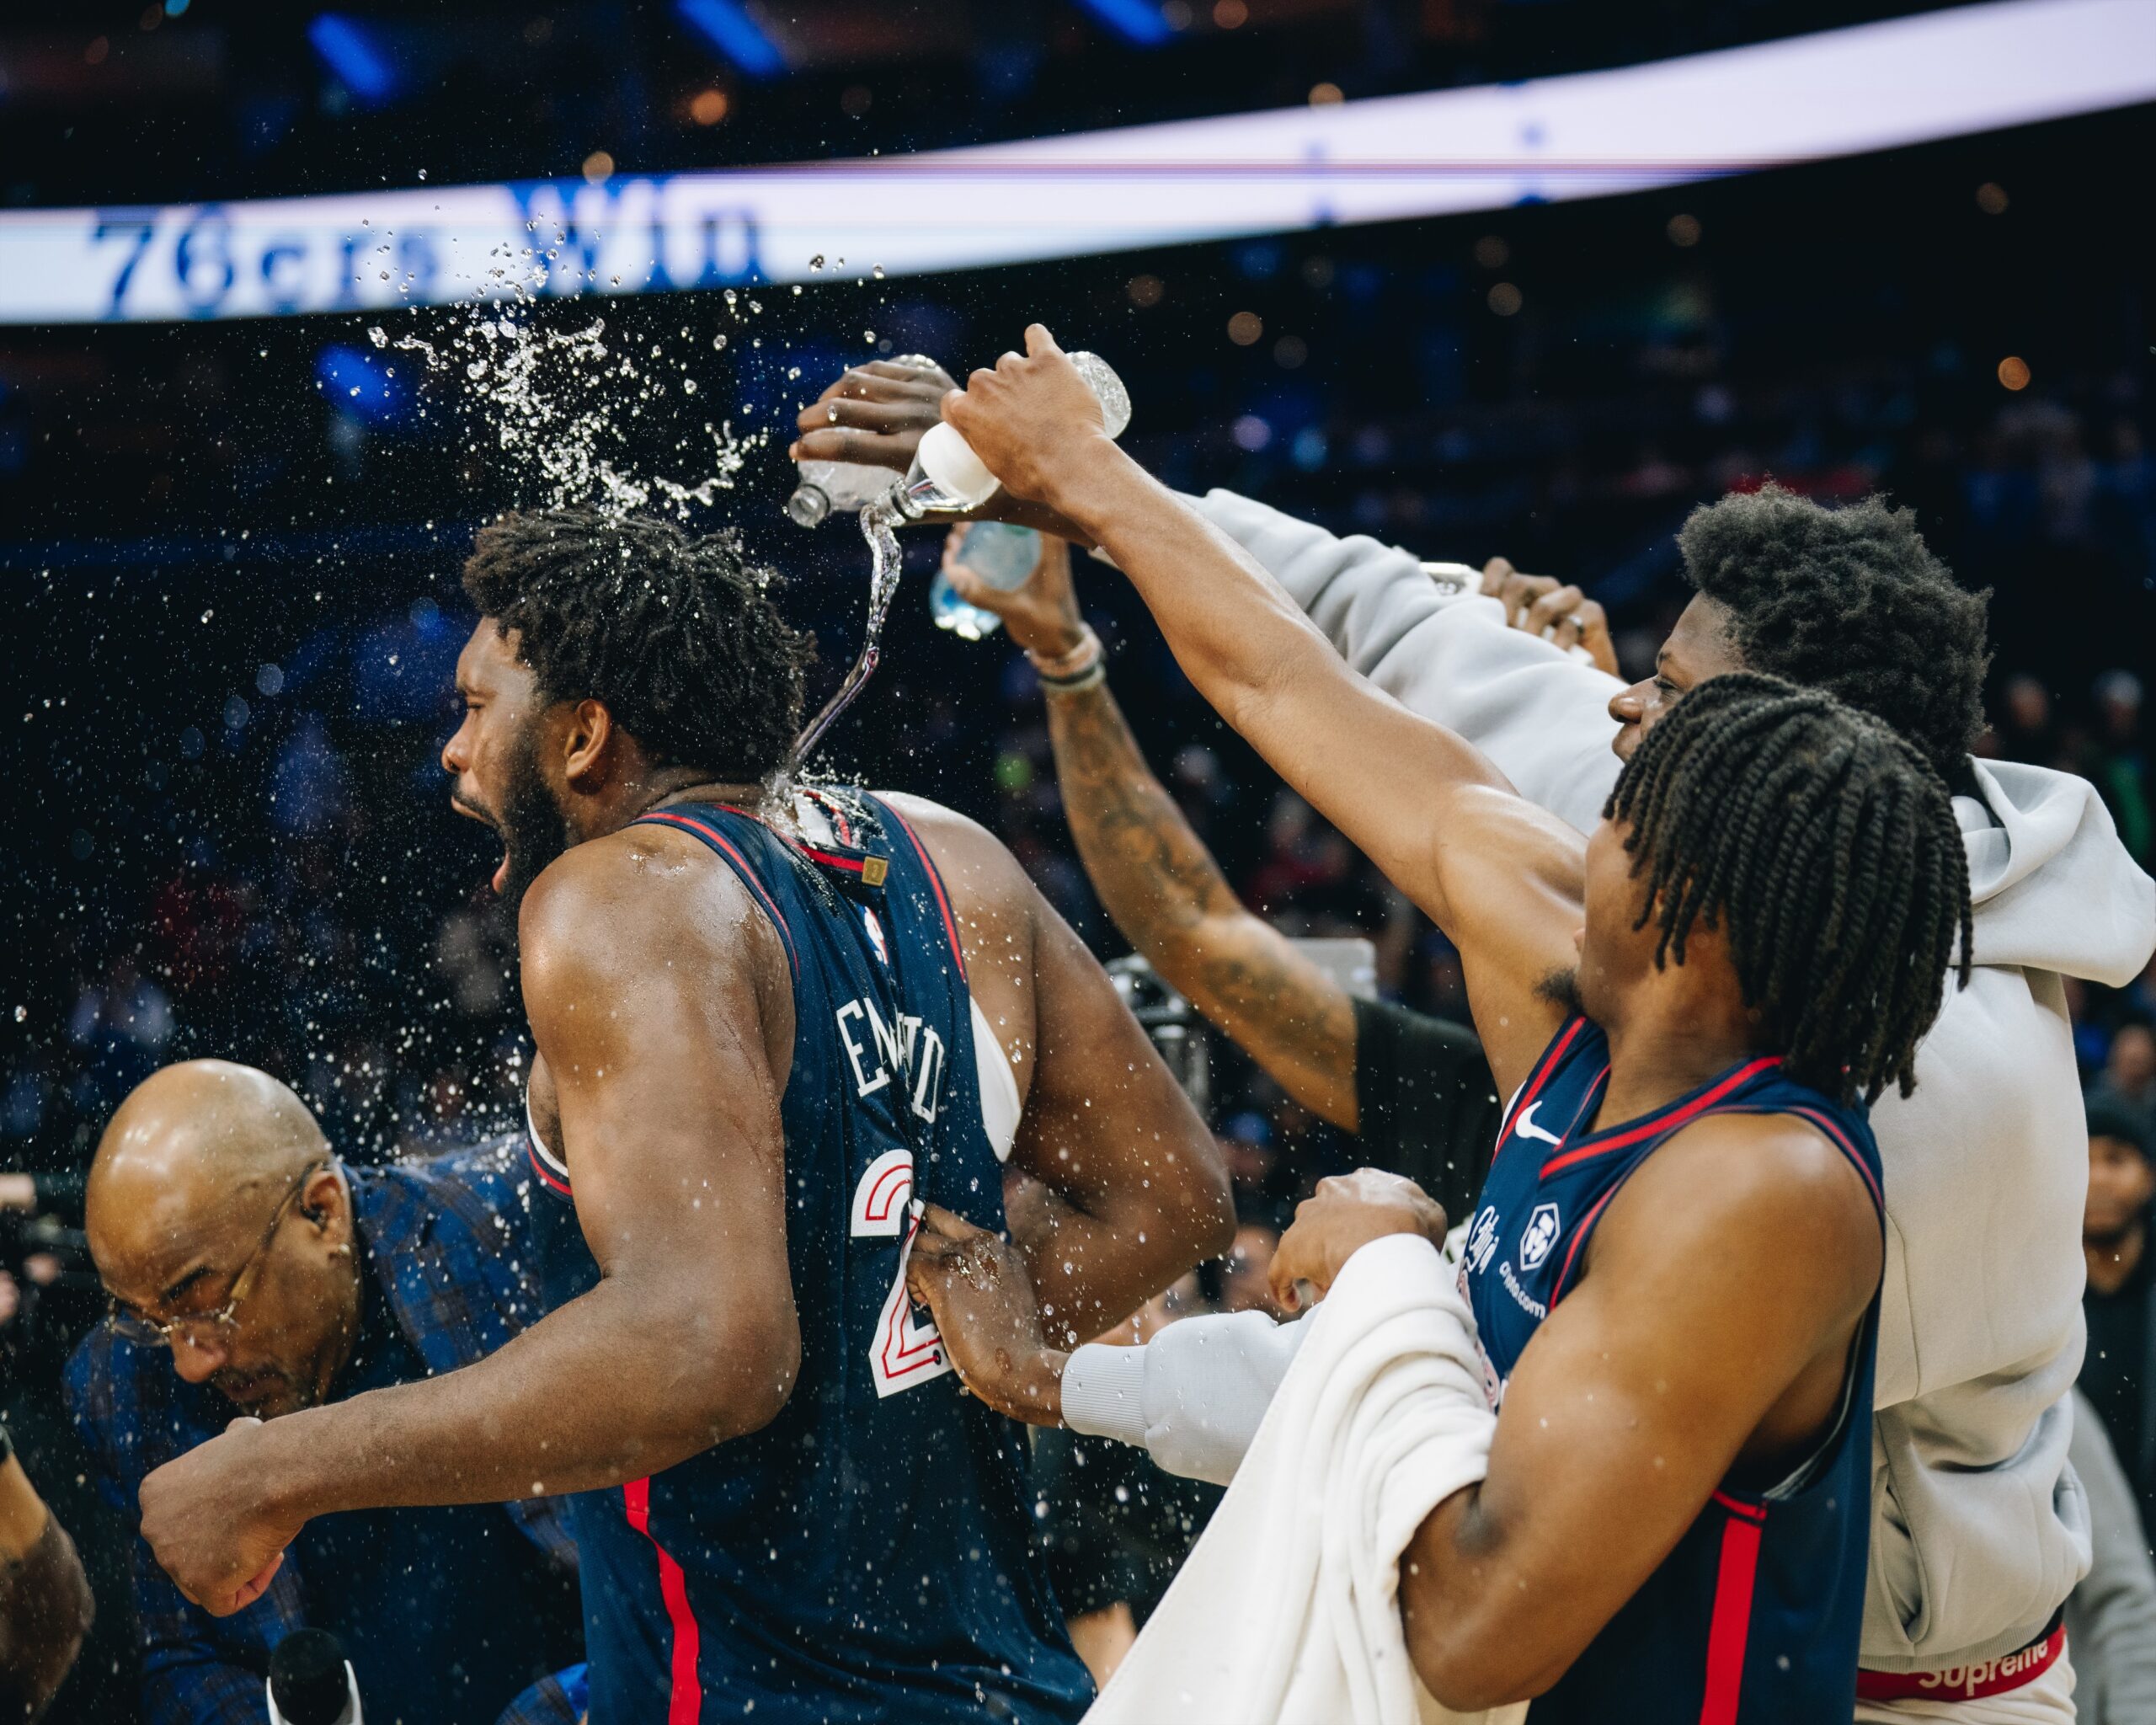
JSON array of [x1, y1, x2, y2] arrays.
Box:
[[786, 353, 944, 527], [929, 571, 1002, 641], [929, 523, 1045, 642], [892, 350, 1130, 521]]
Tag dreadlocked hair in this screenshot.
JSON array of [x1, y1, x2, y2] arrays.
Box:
[[1605, 670, 1972, 1106], [462, 507, 816, 782]]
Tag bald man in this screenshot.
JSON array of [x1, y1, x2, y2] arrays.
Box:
[[65, 1061, 586, 1725]]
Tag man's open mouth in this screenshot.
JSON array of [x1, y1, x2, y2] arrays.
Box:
[[451, 795, 512, 895]]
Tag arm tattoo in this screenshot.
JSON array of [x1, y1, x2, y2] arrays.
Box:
[[1046, 679, 1359, 1129]]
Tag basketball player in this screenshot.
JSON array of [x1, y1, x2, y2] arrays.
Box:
[[134, 507, 1234, 1724], [906, 330, 1974, 1717], [804, 359, 2153, 1715]]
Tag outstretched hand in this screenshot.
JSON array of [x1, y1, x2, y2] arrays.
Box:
[[1481, 556, 1619, 678], [906, 1204, 1067, 1427], [941, 326, 1118, 511]]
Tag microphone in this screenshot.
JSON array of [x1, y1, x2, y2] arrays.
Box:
[[267, 1629, 363, 1725]]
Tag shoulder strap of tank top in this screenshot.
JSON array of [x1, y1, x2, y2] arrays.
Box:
[[1492, 1014, 1592, 1159], [1549, 1097, 1880, 1302], [861, 794, 969, 986]]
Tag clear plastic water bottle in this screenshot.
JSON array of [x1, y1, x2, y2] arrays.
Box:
[[952, 522, 1043, 592], [929, 570, 1003, 641], [892, 350, 1130, 521], [785, 353, 943, 527], [929, 523, 1044, 640]]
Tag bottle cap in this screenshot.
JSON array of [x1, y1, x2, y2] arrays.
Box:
[[786, 483, 832, 527], [916, 421, 1002, 510]]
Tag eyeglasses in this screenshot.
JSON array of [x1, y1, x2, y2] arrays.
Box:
[[107, 1159, 329, 1348]]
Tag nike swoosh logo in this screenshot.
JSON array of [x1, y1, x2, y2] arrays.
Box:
[[1513, 1101, 1562, 1146]]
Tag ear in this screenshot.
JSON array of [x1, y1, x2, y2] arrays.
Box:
[[299, 1167, 350, 1244], [561, 698, 615, 790]]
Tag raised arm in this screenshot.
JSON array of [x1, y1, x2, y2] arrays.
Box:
[[944, 328, 1580, 1094], [940, 528, 1363, 1130], [885, 793, 1234, 1345], [796, 361, 1624, 832], [137, 835, 802, 1614]]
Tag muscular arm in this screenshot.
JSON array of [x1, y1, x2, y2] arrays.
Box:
[[938, 526, 1362, 1129], [1392, 1118, 1881, 1710], [1050, 677, 1362, 1129], [885, 794, 1234, 1345], [945, 334, 1582, 1094], [141, 834, 802, 1612]]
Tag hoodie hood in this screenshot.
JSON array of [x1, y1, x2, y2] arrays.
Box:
[[1961, 757, 2156, 984]]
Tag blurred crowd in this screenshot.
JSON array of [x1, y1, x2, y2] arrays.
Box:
[[0, 82, 2149, 1717]]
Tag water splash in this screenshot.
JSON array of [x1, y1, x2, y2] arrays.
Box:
[[366, 305, 762, 520], [791, 497, 903, 766]]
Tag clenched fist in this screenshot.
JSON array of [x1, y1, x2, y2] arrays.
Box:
[[138, 1418, 300, 1616]]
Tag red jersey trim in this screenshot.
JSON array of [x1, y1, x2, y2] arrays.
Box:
[[1699, 1500, 1766, 1725], [1539, 1057, 1783, 1180], [622, 1478, 703, 1725], [1492, 1016, 1589, 1160], [881, 803, 969, 985], [525, 1135, 573, 1197]]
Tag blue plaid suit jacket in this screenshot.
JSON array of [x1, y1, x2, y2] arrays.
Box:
[[66, 1138, 584, 1725]]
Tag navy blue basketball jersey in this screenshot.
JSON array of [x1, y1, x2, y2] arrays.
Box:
[[1460, 1014, 1882, 1725], [525, 792, 1092, 1725]]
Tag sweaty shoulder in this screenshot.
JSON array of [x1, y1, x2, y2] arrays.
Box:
[[516, 825, 795, 1064], [1594, 1109, 1881, 1324]]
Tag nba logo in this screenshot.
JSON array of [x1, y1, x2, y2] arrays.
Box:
[[1518, 1203, 1561, 1271], [861, 905, 889, 967]]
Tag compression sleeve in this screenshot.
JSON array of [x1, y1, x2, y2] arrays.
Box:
[[1062, 1312, 1314, 1487]]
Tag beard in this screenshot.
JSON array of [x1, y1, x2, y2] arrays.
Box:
[[494, 725, 575, 915]]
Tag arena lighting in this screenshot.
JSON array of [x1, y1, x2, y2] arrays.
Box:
[[1070, 0, 1178, 50], [675, 0, 789, 81], [306, 14, 400, 108], [2, 0, 2149, 325]]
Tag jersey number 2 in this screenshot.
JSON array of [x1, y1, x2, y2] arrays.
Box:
[[850, 1148, 953, 1398]]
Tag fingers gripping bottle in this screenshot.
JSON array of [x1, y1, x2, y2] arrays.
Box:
[[894, 350, 1130, 520], [785, 352, 945, 526], [930, 523, 1045, 641]]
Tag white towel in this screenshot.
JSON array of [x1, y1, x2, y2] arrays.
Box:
[[1081, 1232, 1529, 1725]]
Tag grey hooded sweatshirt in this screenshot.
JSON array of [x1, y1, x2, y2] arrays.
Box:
[[1067, 488, 2156, 1674]]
